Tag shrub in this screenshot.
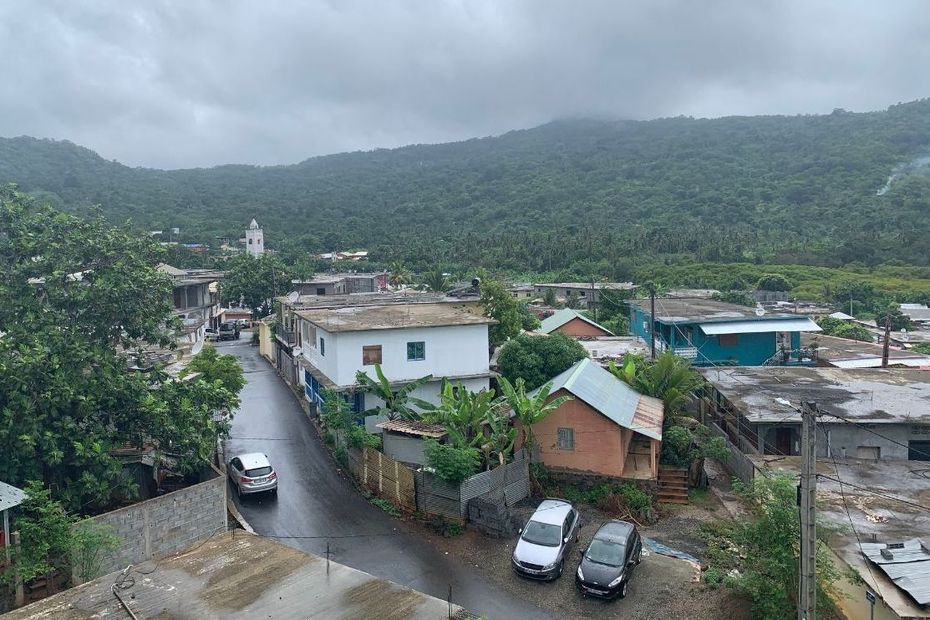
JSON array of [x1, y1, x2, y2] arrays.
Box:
[[423, 438, 480, 484], [661, 426, 694, 467], [346, 424, 381, 449], [370, 497, 401, 518]]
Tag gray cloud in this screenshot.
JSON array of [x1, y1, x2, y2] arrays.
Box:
[[1, 0, 928, 168]]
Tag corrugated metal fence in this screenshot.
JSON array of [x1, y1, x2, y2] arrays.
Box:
[[708, 422, 760, 485], [415, 451, 530, 520]]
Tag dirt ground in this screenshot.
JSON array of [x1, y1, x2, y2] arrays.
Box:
[[428, 488, 753, 620]]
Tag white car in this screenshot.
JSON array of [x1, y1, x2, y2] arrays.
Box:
[[228, 452, 278, 498]]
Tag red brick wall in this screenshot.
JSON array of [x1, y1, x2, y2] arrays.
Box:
[[555, 317, 611, 337], [522, 389, 626, 478]]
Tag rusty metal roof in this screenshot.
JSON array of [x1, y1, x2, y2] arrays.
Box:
[[376, 419, 447, 438]]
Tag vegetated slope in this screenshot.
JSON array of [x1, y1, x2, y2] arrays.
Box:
[[2, 100, 930, 272]]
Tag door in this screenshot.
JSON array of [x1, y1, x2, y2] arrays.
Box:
[[775, 427, 794, 456], [910, 441, 930, 461]]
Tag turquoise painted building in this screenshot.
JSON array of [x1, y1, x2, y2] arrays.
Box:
[[628, 298, 821, 366]]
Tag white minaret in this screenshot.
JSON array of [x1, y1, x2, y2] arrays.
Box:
[[245, 218, 264, 256]]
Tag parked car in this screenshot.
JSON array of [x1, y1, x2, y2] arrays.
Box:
[[227, 452, 278, 498], [217, 322, 239, 341], [576, 520, 642, 599], [235, 318, 251, 329], [204, 327, 218, 342], [511, 498, 580, 580]]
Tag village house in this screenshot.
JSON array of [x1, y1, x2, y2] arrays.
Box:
[[628, 297, 822, 366], [532, 282, 636, 309], [157, 264, 222, 357], [507, 284, 536, 300], [802, 333, 930, 368], [700, 366, 930, 459], [537, 308, 614, 338], [290, 272, 388, 296], [295, 302, 495, 414], [522, 358, 664, 481]]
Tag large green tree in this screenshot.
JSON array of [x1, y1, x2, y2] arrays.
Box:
[[480, 279, 538, 346], [496, 333, 588, 390], [0, 187, 238, 512], [220, 253, 289, 317]]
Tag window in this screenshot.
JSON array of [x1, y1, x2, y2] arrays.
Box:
[[407, 341, 425, 361], [301, 323, 317, 349], [320, 337, 325, 356], [316, 287, 326, 296], [362, 345, 382, 365], [719, 334, 738, 346], [173, 289, 184, 309], [248, 238, 253, 245], [557, 427, 575, 450]]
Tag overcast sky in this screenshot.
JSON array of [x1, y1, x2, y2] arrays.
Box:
[[1, 1, 928, 169]]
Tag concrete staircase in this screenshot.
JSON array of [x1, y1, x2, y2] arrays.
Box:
[[657, 466, 689, 505]]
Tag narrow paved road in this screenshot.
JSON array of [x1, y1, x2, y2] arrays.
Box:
[[221, 339, 549, 619]]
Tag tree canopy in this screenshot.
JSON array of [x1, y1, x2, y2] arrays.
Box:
[[220, 253, 289, 317], [0, 187, 239, 512], [497, 333, 588, 390], [6, 100, 930, 272]]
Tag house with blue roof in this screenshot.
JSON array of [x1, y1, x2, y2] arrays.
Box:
[[628, 297, 821, 366], [521, 358, 664, 480]]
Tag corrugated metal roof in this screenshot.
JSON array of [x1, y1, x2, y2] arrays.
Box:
[[861, 539, 930, 605], [699, 318, 822, 335], [535, 358, 663, 440], [538, 309, 613, 336], [0, 481, 27, 512], [377, 419, 447, 438]]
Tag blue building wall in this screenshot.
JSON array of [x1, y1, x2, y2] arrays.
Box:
[[629, 306, 803, 366]]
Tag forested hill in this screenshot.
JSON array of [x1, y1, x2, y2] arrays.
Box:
[[3, 100, 930, 274]]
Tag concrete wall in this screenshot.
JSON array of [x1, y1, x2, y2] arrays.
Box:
[[528, 390, 627, 477], [259, 321, 274, 363], [77, 467, 227, 579], [300, 322, 490, 388], [556, 317, 611, 338], [382, 433, 428, 465], [821, 422, 915, 460]]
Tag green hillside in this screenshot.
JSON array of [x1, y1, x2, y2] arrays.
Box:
[[2, 100, 930, 274]]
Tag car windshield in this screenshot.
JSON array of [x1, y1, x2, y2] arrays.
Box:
[[245, 466, 272, 477], [521, 520, 562, 547], [585, 538, 626, 567]]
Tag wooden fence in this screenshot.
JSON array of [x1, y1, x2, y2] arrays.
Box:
[[347, 447, 416, 511]]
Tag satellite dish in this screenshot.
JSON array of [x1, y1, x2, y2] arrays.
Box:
[[755, 305, 766, 317], [286, 291, 300, 303]]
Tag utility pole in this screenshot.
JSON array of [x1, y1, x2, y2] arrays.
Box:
[[881, 314, 892, 368], [799, 401, 818, 620], [649, 284, 657, 360], [591, 276, 597, 322]]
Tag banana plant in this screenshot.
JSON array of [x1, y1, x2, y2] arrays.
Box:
[[355, 364, 433, 420], [497, 376, 572, 453]]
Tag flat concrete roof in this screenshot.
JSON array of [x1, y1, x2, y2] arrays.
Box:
[[803, 333, 930, 368], [579, 337, 648, 361], [629, 297, 798, 324], [701, 366, 930, 424], [277, 291, 450, 309], [534, 282, 636, 290], [297, 303, 495, 332], [5, 531, 464, 619]]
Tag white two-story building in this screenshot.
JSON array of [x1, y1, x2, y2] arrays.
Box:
[[294, 303, 495, 414]]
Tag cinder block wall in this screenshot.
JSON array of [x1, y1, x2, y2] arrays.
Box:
[[77, 466, 228, 579]]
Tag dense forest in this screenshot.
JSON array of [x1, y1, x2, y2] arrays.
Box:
[[2, 100, 930, 276]]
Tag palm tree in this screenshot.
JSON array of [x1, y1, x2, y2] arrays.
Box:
[[497, 376, 571, 455], [355, 364, 433, 420], [607, 351, 703, 419], [420, 267, 449, 293], [388, 262, 412, 288]]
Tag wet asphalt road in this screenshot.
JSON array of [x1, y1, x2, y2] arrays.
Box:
[[221, 339, 550, 620]]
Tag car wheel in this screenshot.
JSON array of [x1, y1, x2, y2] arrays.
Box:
[[636, 550, 642, 565], [618, 579, 628, 599], [236, 484, 243, 499], [556, 559, 564, 578]]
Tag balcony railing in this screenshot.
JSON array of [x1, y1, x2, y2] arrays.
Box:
[[276, 329, 297, 346]]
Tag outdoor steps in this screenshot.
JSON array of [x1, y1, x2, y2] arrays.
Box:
[[657, 466, 689, 505]]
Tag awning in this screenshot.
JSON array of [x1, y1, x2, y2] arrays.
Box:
[[699, 318, 822, 335]]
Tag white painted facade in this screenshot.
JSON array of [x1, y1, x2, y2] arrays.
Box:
[[245, 218, 264, 257], [296, 319, 492, 406]]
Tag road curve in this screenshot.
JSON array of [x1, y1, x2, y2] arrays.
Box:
[[221, 339, 549, 619]]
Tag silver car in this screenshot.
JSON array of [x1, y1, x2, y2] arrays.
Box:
[[511, 498, 580, 580], [228, 452, 278, 498]]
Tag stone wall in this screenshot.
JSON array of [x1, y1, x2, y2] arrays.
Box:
[[77, 465, 227, 579]]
